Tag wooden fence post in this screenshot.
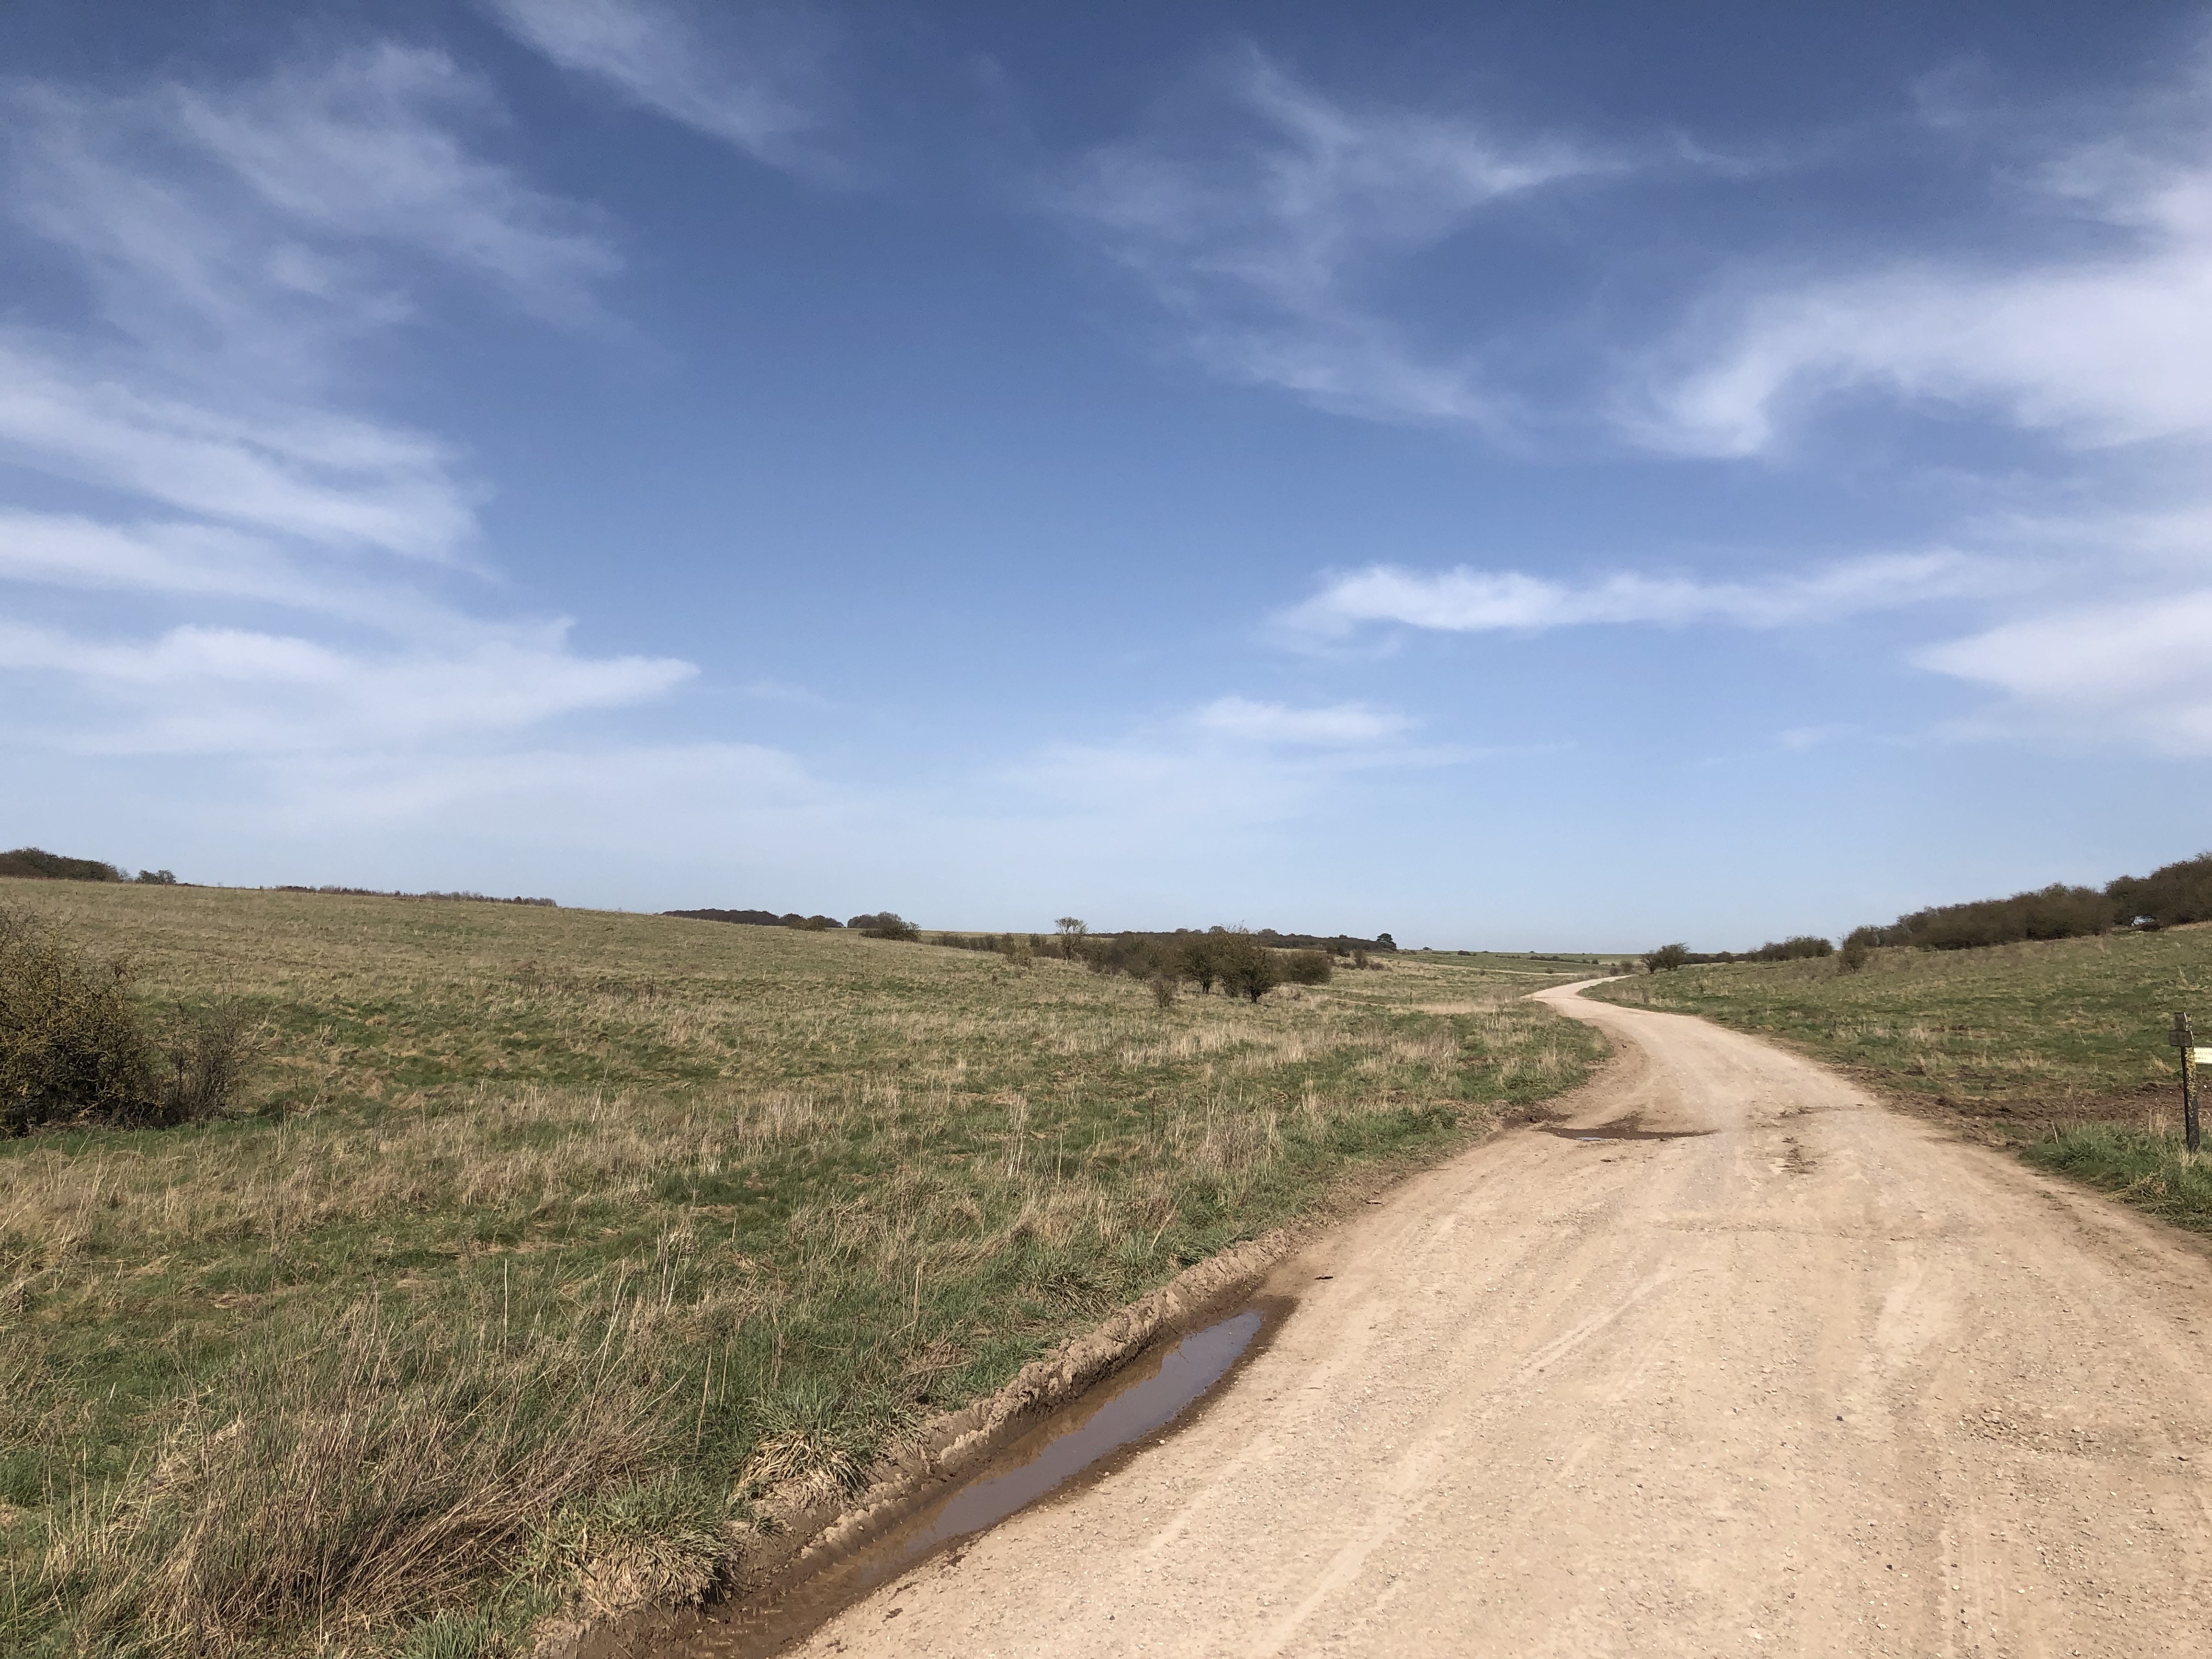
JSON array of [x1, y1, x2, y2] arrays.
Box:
[[2171, 1012, 2202, 1154]]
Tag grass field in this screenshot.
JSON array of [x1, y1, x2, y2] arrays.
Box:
[[1420, 950, 1635, 974], [0, 883, 1602, 1657], [1586, 926, 2212, 1237]]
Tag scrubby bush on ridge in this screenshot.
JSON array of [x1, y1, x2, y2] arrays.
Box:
[[1640, 848, 2212, 969], [663, 909, 840, 928], [1, 906, 253, 1133], [1644, 936, 1832, 971], [0, 846, 125, 882], [1842, 850, 2212, 955], [2111, 854, 2212, 928], [929, 923, 1336, 1002]]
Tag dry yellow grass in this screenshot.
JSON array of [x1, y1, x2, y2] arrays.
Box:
[[1, 882, 1599, 1656]]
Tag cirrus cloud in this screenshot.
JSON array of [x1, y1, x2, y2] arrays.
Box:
[[1279, 552, 2007, 639], [1063, 47, 1607, 426]]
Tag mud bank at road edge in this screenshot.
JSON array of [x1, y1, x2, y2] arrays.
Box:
[[536, 1021, 1628, 1659], [537, 1234, 1291, 1659]]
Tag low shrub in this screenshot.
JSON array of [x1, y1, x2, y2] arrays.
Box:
[[860, 913, 921, 942], [1, 907, 253, 1133], [160, 1002, 258, 1125], [2, 906, 156, 1133], [1211, 932, 1285, 1002], [932, 932, 1040, 964], [934, 922, 1336, 1000]]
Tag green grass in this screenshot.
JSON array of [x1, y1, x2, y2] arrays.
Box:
[[1422, 950, 1633, 974], [2020, 1123, 2212, 1236], [1586, 926, 2212, 1234], [0, 882, 1602, 1657]]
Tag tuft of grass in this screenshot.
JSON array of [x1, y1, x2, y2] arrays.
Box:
[[0, 880, 1602, 1655], [41, 1302, 661, 1652], [2022, 1124, 2212, 1234], [393, 1610, 500, 1659]]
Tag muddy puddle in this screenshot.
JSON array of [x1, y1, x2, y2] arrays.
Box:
[[1538, 1114, 1712, 1142], [668, 1302, 1277, 1657]]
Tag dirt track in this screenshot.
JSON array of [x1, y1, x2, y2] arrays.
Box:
[[775, 983, 2212, 1656]]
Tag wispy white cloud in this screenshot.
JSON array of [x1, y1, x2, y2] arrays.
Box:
[[1917, 592, 2212, 754], [0, 618, 691, 755], [0, 44, 687, 780], [1189, 695, 1414, 746], [1635, 125, 2212, 456], [0, 340, 478, 557], [1280, 551, 2004, 638], [1608, 85, 2212, 754], [0, 511, 400, 617], [9, 46, 617, 370], [487, 0, 834, 172], [0, 44, 620, 563], [1064, 48, 1604, 425]]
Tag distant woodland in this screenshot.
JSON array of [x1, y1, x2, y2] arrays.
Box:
[[1647, 848, 2212, 970]]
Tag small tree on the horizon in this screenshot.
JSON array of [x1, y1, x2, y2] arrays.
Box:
[[1645, 943, 1690, 972]]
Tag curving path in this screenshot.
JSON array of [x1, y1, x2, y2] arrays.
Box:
[[752, 983, 2212, 1657]]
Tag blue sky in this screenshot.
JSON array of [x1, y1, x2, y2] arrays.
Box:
[[5, 1, 2210, 948]]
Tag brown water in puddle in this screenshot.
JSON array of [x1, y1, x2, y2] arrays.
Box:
[[672, 1305, 1273, 1657], [1538, 1114, 1712, 1142]]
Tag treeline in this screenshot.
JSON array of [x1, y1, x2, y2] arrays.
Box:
[[276, 885, 556, 907], [1644, 936, 1834, 971], [1645, 849, 2212, 973], [934, 921, 1361, 1003], [1239, 927, 1397, 953], [0, 850, 568, 906], [662, 908, 916, 935], [1848, 850, 2212, 953], [660, 907, 1399, 969], [1, 847, 175, 884]]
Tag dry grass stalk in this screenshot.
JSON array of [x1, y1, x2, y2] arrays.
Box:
[[0, 884, 1603, 1654]]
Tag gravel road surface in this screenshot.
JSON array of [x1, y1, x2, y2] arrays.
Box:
[[767, 982, 2212, 1657]]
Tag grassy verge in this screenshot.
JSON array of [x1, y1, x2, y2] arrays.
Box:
[[1, 883, 1602, 1657], [1585, 926, 2212, 1234], [2017, 1122, 2212, 1236]]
